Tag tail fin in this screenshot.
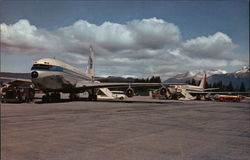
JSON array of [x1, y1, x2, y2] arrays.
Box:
[[199, 71, 206, 89], [86, 45, 94, 80]]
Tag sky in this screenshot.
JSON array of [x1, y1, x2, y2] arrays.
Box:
[[0, 0, 249, 80]]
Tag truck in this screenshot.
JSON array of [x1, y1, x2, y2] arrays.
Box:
[[214, 94, 242, 102], [1, 83, 35, 103]]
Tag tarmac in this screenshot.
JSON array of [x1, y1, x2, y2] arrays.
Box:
[[1, 97, 250, 160]]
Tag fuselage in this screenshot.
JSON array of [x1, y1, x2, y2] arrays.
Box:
[[172, 84, 204, 92], [184, 85, 205, 91], [31, 58, 91, 92]]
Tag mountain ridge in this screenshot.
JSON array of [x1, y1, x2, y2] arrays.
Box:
[[1, 66, 249, 89], [165, 66, 249, 89]]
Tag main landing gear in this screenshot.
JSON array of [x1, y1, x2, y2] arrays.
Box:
[[69, 93, 80, 101], [88, 89, 97, 101], [42, 93, 61, 103], [41, 89, 98, 103]]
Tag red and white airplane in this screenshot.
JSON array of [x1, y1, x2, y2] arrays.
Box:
[[167, 72, 219, 100]]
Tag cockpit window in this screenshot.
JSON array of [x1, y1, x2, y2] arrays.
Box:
[[31, 64, 52, 70]]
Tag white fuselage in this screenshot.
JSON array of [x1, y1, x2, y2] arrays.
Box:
[[175, 85, 205, 92], [31, 58, 91, 92]]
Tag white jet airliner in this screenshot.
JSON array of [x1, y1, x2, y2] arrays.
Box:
[[31, 46, 169, 102]]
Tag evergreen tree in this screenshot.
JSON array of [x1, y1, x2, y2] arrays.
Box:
[[234, 86, 239, 91], [240, 82, 245, 92], [191, 79, 196, 85], [217, 81, 223, 91], [212, 82, 217, 89], [226, 81, 234, 91], [149, 76, 155, 83], [206, 82, 211, 88], [154, 76, 161, 83]]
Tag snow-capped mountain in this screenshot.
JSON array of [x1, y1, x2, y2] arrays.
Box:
[[235, 66, 249, 74], [233, 66, 250, 79], [166, 69, 228, 82], [165, 66, 249, 89]]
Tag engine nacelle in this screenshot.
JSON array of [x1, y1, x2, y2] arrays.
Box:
[[125, 88, 134, 97], [159, 87, 167, 96]]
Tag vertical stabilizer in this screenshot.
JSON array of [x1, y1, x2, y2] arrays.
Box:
[[86, 46, 94, 80], [199, 71, 206, 89]]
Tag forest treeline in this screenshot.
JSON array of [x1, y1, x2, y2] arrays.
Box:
[[185, 79, 247, 92]]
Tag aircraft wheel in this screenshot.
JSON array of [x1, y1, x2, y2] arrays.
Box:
[[42, 95, 49, 103], [88, 94, 92, 101], [88, 94, 97, 101], [93, 95, 97, 101], [55, 93, 61, 101], [70, 94, 79, 101], [69, 94, 74, 100], [25, 97, 29, 103], [50, 93, 60, 102], [119, 97, 124, 100]]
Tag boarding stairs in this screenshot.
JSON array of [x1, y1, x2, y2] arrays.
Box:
[[180, 89, 195, 100], [98, 88, 114, 98]]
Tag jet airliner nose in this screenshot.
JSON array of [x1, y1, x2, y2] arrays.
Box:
[[31, 71, 38, 79]]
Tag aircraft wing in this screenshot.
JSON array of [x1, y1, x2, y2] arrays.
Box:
[[187, 91, 211, 94], [81, 82, 187, 89], [84, 82, 160, 88], [203, 88, 220, 91], [0, 77, 32, 83], [47, 82, 186, 93]]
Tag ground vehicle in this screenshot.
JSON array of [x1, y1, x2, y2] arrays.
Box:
[[1, 83, 35, 103], [96, 88, 127, 100], [150, 89, 167, 100], [152, 92, 161, 99], [111, 91, 127, 100], [214, 94, 242, 102]]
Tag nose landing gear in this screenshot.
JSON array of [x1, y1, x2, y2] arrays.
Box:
[[88, 88, 97, 101]]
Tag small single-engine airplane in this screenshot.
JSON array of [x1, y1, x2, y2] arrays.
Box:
[[30, 46, 180, 102]]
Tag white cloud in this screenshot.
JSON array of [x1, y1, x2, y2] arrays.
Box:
[[229, 59, 246, 66], [182, 32, 237, 59], [0, 19, 246, 80], [127, 17, 181, 49], [1, 18, 181, 55], [168, 48, 181, 56], [1, 19, 61, 54]]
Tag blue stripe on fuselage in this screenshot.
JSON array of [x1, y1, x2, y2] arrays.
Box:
[[31, 65, 91, 81]]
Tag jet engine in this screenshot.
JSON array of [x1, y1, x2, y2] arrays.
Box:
[[125, 88, 134, 97], [159, 87, 167, 96], [31, 71, 38, 79]]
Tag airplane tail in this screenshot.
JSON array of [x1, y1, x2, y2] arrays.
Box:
[[198, 71, 206, 89], [86, 46, 94, 80]]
